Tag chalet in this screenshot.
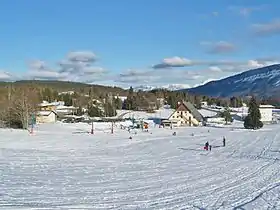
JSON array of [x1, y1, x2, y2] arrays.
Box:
[[36, 111, 58, 124], [167, 101, 205, 126]]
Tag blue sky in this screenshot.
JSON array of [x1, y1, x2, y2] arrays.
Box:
[[1, 0, 280, 88]]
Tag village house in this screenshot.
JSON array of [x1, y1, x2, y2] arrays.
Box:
[[163, 101, 205, 127], [38, 101, 78, 116], [36, 111, 58, 124], [230, 104, 274, 123]]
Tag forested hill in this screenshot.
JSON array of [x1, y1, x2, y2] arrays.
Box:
[[0, 80, 128, 95]]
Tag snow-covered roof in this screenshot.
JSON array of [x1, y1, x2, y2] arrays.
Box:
[[198, 109, 217, 117], [114, 96, 127, 101], [38, 101, 64, 107], [37, 111, 57, 116], [259, 105, 275, 108], [56, 105, 78, 110], [58, 91, 75, 95], [116, 108, 174, 120]]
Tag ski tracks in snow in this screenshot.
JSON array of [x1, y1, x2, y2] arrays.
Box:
[[1, 123, 280, 209]]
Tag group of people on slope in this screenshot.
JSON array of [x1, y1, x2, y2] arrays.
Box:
[[204, 136, 226, 151]]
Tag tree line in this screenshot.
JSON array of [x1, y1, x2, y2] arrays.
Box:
[[0, 81, 268, 130]]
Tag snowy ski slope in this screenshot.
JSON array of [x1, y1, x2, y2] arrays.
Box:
[[1, 122, 280, 209]]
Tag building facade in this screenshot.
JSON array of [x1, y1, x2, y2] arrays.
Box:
[[259, 105, 274, 123], [36, 111, 57, 124], [168, 101, 204, 126]]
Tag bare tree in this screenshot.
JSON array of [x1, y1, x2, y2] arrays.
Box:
[[9, 86, 39, 129]]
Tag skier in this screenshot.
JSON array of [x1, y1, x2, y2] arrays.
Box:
[[204, 141, 209, 151], [223, 136, 226, 147], [209, 145, 212, 151]]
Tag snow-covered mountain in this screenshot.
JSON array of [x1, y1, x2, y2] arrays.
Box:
[[133, 84, 190, 91], [185, 64, 280, 98]]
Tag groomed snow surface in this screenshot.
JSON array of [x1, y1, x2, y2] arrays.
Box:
[[1, 122, 280, 210]]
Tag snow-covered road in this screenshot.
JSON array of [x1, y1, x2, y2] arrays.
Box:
[[1, 123, 280, 209]]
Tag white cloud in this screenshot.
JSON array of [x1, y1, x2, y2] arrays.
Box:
[[152, 56, 247, 69], [0, 52, 279, 89], [209, 66, 222, 72], [115, 67, 223, 87], [82, 66, 107, 74], [23, 51, 108, 83], [117, 58, 280, 88], [228, 5, 266, 17], [0, 71, 13, 80], [252, 19, 280, 36], [200, 41, 236, 54], [26, 70, 68, 80], [28, 60, 47, 70], [152, 56, 195, 69], [67, 51, 96, 62]]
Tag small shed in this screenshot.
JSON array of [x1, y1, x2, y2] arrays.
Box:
[[36, 111, 57, 124]]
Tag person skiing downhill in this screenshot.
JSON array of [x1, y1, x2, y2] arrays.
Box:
[[204, 141, 209, 151], [223, 136, 226, 147]]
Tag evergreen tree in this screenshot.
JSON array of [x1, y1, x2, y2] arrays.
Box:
[[40, 87, 54, 102], [220, 107, 233, 124], [103, 94, 117, 117], [87, 105, 103, 117], [244, 97, 263, 129], [62, 94, 73, 106], [114, 97, 123, 110], [194, 95, 201, 109], [167, 95, 177, 109], [230, 96, 243, 108], [105, 102, 116, 116], [76, 106, 84, 116], [125, 87, 137, 110]]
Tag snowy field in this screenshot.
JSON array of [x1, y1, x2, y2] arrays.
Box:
[[1, 122, 280, 209]]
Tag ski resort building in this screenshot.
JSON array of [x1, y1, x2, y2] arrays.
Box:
[[259, 105, 274, 123], [167, 101, 205, 126]]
